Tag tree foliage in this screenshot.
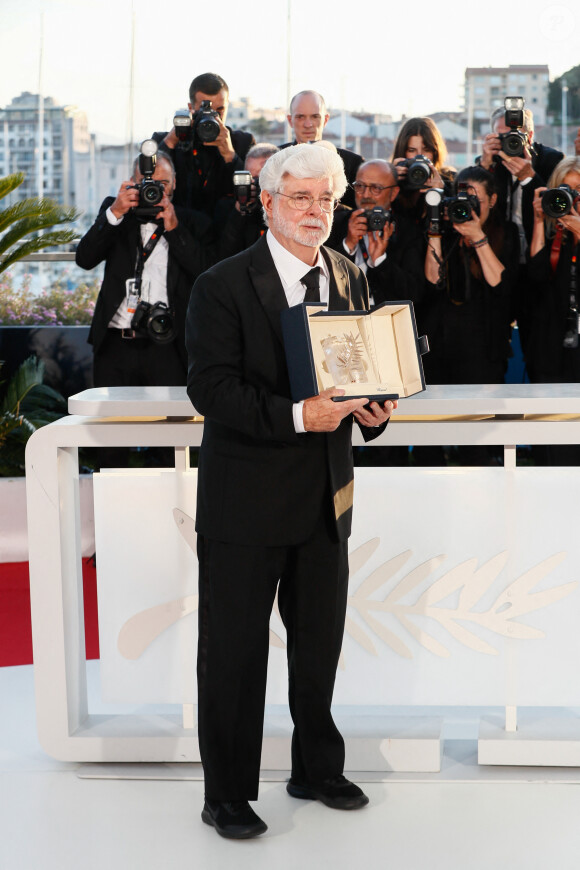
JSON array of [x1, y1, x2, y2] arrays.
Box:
[[0, 172, 79, 276], [548, 65, 580, 122]]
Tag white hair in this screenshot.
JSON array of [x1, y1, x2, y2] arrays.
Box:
[[259, 142, 346, 226]]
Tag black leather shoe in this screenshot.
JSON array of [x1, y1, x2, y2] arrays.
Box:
[[201, 799, 267, 839], [286, 774, 369, 810]]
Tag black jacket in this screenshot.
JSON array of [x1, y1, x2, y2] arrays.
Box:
[[185, 234, 385, 546]]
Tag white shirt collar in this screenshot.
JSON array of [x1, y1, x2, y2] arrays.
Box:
[[266, 229, 329, 292]]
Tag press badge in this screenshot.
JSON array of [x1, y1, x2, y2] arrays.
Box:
[[126, 278, 139, 315]]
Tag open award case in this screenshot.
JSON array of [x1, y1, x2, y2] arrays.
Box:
[[281, 301, 428, 402]]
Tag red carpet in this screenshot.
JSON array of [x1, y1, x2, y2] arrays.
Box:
[[0, 558, 100, 667]]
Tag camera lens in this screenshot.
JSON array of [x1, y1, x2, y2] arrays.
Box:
[[196, 117, 220, 143], [449, 202, 471, 223], [147, 303, 176, 344], [503, 133, 524, 157], [142, 183, 163, 205], [542, 188, 573, 219]]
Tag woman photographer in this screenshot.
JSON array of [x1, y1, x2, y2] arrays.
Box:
[[391, 117, 455, 208], [526, 156, 580, 389], [423, 165, 519, 386], [421, 166, 519, 465]]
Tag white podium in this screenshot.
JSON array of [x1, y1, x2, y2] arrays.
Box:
[[25, 384, 580, 769]]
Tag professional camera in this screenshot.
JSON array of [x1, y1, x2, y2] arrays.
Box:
[[132, 139, 164, 218], [233, 170, 260, 215], [498, 96, 527, 158], [171, 100, 221, 148], [444, 184, 480, 224], [362, 206, 391, 236], [541, 184, 580, 219], [194, 100, 221, 142], [396, 155, 432, 191], [130, 300, 176, 344]]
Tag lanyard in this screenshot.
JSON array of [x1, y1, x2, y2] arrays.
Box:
[[134, 227, 164, 295]]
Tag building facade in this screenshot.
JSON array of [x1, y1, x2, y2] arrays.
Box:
[[464, 65, 550, 127]]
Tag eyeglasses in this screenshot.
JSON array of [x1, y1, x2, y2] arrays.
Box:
[[275, 191, 338, 213], [352, 182, 397, 196]]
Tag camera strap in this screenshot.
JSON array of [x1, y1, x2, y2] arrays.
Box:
[[358, 238, 369, 263], [550, 225, 564, 275], [134, 227, 164, 295]]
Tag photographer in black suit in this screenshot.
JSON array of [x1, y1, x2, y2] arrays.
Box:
[[153, 72, 255, 231], [479, 102, 563, 378], [281, 90, 363, 208], [326, 159, 425, 308]]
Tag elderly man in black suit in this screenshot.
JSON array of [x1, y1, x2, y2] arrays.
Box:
[[281, 90, 363, 208], [186, 142, 396, 839]]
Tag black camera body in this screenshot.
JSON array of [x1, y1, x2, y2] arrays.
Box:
[[541, 184, 580, 219], [498, 95, 527, 158], [233, 170, 260, 215], [396, 155, 432, 190], [130, 300, 176, 344], [132, 139, 164, 219], [444, 184, 480, 224], [172, 100, 221, 149], [363, 206, 391, 235]]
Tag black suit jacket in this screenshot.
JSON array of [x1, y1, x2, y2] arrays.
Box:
[[279, 141, 364, 209], [76, 197, 214, 368], [186, 234, 385, 547]]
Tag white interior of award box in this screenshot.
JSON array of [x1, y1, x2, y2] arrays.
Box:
[[309, 304, 423, 398]]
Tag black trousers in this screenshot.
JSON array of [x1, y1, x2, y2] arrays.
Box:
[[196, 509, 349, 801]]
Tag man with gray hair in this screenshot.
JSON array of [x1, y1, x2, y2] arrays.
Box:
[[186, 142, 395, 839]]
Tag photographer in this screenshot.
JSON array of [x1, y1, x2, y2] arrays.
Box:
[[526, 157, 580, 393], [478, 102, 563, 372], [281, 90, 363, 208], [424, 166, 519, 386], [76, 149, 214, 393], [153, 72, 255, 231], [392, 117, 455, 212], [218, 143, 278, 261], [479, 104, 563, 247], [422, 166, 519, 465], [326, 159, 425, 308]]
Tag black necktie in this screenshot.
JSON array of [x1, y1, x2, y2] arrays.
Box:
[[302, 267, 320, 302]]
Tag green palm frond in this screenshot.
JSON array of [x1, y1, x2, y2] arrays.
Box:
[[0, 196, 78, 234], [0, 209, 79, 256], [0, 172, 26, 201], [0, 230, 78, 274], [0, 356, 45, 416]]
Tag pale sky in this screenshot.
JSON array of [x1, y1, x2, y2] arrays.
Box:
[[1, 0, 578, 143]]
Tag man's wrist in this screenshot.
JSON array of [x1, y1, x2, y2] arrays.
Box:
[[293, 401, 306, 434], [107, 206, 124, 225]]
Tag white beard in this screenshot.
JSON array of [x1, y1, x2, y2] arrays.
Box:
[[272, 206, 331, 248]]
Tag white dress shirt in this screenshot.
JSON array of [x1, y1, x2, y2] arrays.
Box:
[[106, 207, 169, 328], [266, 230, 330, 433]]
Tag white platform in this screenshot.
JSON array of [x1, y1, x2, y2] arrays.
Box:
[[479, 712, 580, 767], [5, 665, 580, 870]]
